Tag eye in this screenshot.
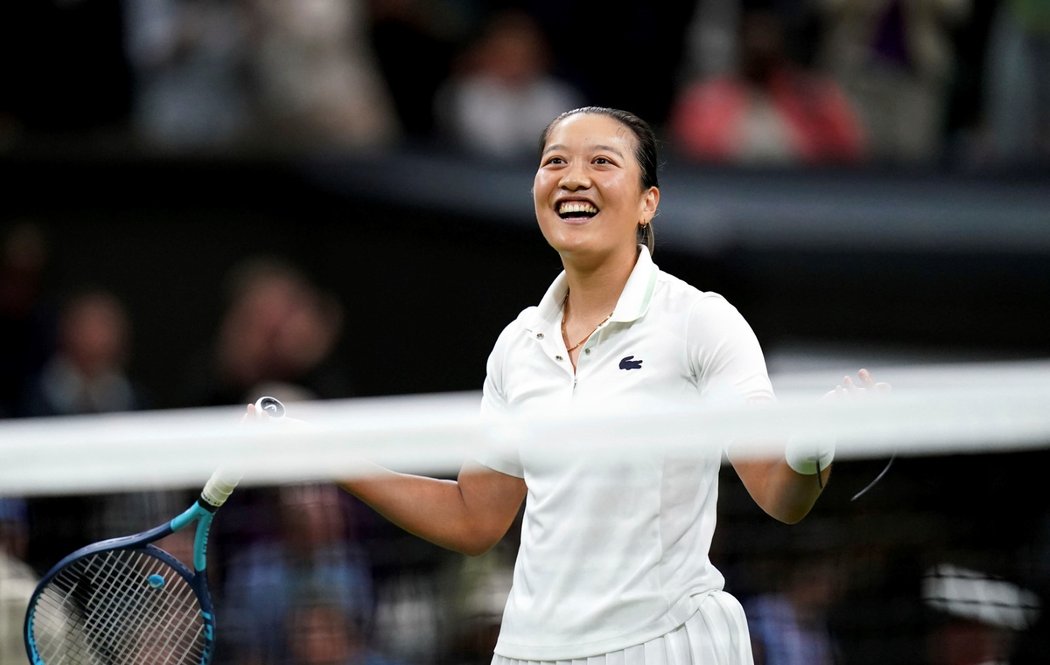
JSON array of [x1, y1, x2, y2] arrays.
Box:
[[593, 156, 615, 166], [543, 156, 566, 166]]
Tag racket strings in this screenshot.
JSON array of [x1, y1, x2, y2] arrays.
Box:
[[29, 548, 207, 664], [80, 552, 201, 664], [37, 550, 204, 664], [83, 551, 204, 665]]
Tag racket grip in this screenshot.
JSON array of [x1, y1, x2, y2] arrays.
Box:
[[199, 397, 282, 508], [200, 466, 242, 508], [255, 395, 286, 418]]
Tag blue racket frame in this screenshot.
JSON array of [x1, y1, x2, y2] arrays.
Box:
[[24, 501, 219, 665]]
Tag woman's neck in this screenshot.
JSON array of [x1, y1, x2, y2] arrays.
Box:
[[561, 245, 638, 319]]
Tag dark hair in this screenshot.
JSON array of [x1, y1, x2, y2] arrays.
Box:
[[539, 107, 660, 252]]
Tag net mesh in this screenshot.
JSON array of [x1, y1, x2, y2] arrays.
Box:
[[3, 362, 1049, 665], [27, 548, 207, 665]]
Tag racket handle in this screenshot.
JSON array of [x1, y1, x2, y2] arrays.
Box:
[[255, 395, 286, 418], [199, 397, 284, 508], [200, 466, 242, 509]]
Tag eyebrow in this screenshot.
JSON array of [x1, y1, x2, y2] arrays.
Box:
[[542, 143, 627, 158]]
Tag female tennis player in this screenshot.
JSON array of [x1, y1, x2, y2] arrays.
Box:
[[338, 107, 879, 664]]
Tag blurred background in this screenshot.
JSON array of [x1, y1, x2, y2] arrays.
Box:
[[1, 0, 1049, 664]]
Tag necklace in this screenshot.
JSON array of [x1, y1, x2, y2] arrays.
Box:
[[561, 293, 614, 353]]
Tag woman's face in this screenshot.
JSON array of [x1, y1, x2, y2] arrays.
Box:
[[533, 113, 658, 263]]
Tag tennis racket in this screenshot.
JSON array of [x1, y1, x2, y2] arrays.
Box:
[[23, 396, 286, 665]]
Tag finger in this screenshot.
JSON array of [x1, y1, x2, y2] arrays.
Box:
[[240, 403, 256, 423], [821, 382, 851, 400], [857, 368, 876, 388]]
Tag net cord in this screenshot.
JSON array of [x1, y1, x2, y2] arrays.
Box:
[[1, 360, 1048, 496]]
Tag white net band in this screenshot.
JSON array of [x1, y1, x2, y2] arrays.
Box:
[[1, 359, 1048, 497]]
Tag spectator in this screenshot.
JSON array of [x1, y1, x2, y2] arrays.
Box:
[[20, 288, 146, 417], [18, 288, 164, 574], [745, 556, 844, 665], [123, 0, 253, 150], [285, 588, 403, 659], [813, 0, 971, 164], [679, 0, 825, 83], [180, 256, 351, 409], [180, 258, 356, 643], [0, 499, 35, 665], [679, 0, 744, 83], [221, 483, 376, 665], [922, 563, 1041, 665], [670, 8, 866, 165], [246, 0, 400, 151], [286, 588, 403, 665], [434, 9, 583, 160]]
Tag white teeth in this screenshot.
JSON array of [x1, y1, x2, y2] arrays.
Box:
[[558, 201, 598, 216]]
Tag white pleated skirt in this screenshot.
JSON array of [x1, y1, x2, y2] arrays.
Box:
[[491, 591, 754, 665]]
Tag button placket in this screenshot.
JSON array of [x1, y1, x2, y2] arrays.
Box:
[[533, 328, 573, 369]]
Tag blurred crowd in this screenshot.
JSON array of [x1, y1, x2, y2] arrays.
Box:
[[1, 1, 1049, 663], [0, 218, 516, 665], [0, 0, 1048, 167]]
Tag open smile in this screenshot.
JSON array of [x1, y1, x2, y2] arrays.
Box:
[[556, 199, 599, 222]]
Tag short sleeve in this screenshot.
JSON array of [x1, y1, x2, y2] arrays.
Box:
[[475, 323, 525, 478], [687, 295, 775, 405]]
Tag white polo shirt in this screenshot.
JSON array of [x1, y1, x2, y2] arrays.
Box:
[[478, 247, 774, 660]]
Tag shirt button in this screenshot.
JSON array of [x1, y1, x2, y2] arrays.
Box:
[[555, 355, 564, 362], [584, 348, 591, 355], [536, 333, 544, 339]]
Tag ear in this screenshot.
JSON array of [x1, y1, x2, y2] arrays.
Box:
[[641, 186, 660, 221]]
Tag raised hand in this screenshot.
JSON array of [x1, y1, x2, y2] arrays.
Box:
[[825, 368, 892, 399]]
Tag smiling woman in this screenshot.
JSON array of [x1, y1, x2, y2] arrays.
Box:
[[532, 109, 661, 369], [336, 106, 879, 665], [536, 108, 659, 260]]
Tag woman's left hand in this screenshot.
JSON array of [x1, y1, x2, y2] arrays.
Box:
[[824, 368, 892, 400]]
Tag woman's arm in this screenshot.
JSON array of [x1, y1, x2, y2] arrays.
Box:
[[729, 455, 830, 524], [242, 401, 527, 557], [729, 369, 887, 524], [341, 461, 527, 556]]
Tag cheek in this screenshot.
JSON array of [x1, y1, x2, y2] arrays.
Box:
[[535, 210, 560, 245], [532, 171, 553, 202], [532, 174, 556, 220]]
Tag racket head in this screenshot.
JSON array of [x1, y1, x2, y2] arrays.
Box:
[[25, 542, 215, 665]]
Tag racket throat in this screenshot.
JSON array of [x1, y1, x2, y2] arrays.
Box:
[[168, 504, 215, 572], [192, 511, 215, 572]]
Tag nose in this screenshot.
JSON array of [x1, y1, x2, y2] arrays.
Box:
[[558, 161, 591, 191]]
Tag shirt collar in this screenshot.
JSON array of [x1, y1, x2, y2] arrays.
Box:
[[611, 244, 659, 322], [531, 245, 659, 328]]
